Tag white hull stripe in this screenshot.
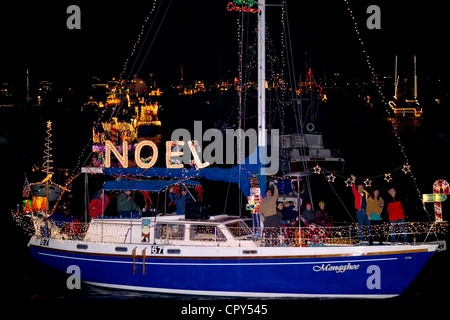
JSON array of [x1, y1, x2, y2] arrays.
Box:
[[84, 281, 397, 299]]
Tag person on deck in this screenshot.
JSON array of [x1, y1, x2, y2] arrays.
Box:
[[385, 187, 408, 244], [282, 201, 298, 225], [351, 174, 371, 244], [301, 202, 315, 225], [259, 185, 279, 228], [117, 190, 141, 218], [314, 201, 332, 227], [168, 186, 191, 215], [88, 191, 110, 219], [276, 202, 285, 227], [367, 189, 384, 245]]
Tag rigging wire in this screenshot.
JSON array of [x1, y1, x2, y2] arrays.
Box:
[[132, 0, 173, 78], [321, 172, 355, 223], [119, 0, 161, 80], [281, 0, 314, 209]]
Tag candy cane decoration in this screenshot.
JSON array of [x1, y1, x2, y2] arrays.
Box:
[[433, 179, 450, 221]]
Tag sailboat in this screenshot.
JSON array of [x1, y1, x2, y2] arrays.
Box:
[[23, 1, 444, 298], [388, 55, 422, 118]]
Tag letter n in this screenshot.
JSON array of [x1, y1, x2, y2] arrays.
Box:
[[105, 140, 128, 168], [366, 265, 381, 289], [66, 265, 81, 289], [366, 5, 381, 30], [66, 5, 81, 30]]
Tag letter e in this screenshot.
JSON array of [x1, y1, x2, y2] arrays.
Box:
[[366, 5, 381, 30], [66, 5, 81, 30], [366, 265, 381, 289], [66, 265, 81, 289]]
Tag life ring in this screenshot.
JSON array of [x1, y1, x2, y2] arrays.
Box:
[[305, 122, 315, 132], [433, 179, 450, 221]]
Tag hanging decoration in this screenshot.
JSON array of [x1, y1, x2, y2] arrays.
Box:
[[226, 0, 260, 14], [326, 173, 336, 183], [305, 164, 413, 188], [363, 178, 372, 187], [384, 173, 392, 183], [140, 191, 153, 211], [195, 185, 204, 202], [312, 165, 322, 174], [344, 178, 353, 187], [433, 179, 450, 222]]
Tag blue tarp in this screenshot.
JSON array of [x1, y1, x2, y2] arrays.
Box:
[[103, 179, 200, 192], [102, 146, 268, 197]]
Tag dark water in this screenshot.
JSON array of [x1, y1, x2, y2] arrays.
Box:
[[1, 96, 449, 315]]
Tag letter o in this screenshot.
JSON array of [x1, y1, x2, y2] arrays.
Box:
[[135, 140, 158, 168]]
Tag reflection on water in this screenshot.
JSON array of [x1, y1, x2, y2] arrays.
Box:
[[387, 117, 423, 134]]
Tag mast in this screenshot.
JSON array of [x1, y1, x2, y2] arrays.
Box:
[[257, 0, 266, 149], [394, 55, 398, 99], [414, 55, 418, 100], [26, 69, 31, 104]]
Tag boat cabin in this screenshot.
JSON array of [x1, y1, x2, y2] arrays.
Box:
[[85, 214, 256, 247]]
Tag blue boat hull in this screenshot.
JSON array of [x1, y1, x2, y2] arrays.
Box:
[[29, 244, 435, 298]]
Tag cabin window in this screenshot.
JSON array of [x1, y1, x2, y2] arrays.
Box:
[[189, 225, 226, 242], [155, 224, 185, 240], [226, 221, 253, 238]]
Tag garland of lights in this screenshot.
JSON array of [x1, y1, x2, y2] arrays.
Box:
[[310, 164, 412, 187], [11, 209, 447, 246]]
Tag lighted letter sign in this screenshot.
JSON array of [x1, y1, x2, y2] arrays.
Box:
[[135, 140, 158, 169], [103, 140, 210, 170], [188, 141, 210, 169], [105, 140, 129, 168], [165, 141, 184, 169]]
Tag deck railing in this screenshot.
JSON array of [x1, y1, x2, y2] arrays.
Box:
[[11, 211, 447, 247]]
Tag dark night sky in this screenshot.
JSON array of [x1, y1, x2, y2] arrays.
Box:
[[0, 0, 447, 95]]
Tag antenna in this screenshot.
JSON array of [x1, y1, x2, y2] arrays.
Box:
[[394, 55, 398, 99], [414, 55, 418, 100], [257, 0, 266, 148], [26, 69, 31, 103], [180, 65, 184, 94]]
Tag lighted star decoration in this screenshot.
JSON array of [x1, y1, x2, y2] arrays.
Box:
[[402, 164, 411, 174], [364, 178, 372, 187], [47, 120, 52, 128], [384, 173, 393, 182], [312, 165, 322, 174], [327, 173, 336, 183], [345, 178, 354, 187]]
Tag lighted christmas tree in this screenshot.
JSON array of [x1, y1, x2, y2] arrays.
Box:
[[42, 120, 54, 180]]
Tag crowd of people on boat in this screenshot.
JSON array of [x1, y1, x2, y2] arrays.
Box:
[[81, 175, 410, 245], [350, 174, 408, 245], [256, 175, 410, 245]]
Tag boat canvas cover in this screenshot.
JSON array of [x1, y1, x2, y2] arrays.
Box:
[[102, 179, 200, 192]]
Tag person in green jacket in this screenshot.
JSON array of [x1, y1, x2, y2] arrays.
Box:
[[117, 190, 141, 218]]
